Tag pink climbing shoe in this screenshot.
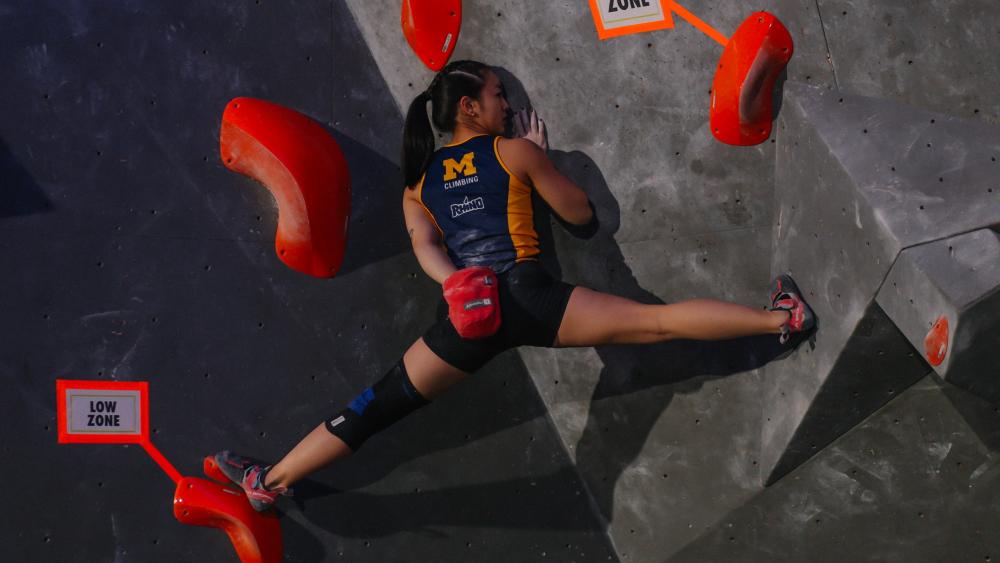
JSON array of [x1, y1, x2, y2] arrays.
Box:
[[213, 450, 291, 512], [769, 274, 816, 344]]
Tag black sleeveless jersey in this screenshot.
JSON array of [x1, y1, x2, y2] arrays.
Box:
[[416, 135, 540, 273]]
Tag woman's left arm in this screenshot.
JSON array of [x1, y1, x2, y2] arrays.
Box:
[[403, 192, 457, 284]]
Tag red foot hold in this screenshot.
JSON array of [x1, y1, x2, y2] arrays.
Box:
[[924, 315, 949, 367], [402, 0, 462, 71], [710, 12, 793, 146], [174, 475, 282, 563], [203, 454, 232, 484], [220, 98, 351, 278]]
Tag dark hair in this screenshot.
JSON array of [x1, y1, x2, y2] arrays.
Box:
[[402, 60, 490, 189]]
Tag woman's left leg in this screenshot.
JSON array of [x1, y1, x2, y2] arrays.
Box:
[[262, 338, 467, 490], [554, 286, 789, 347]]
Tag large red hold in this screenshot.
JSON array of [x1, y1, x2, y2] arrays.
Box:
[[402, 0, 462, 71], [710, 12, 793, 146], [220, 97, 351, 278], [172, 456, 282, 563]]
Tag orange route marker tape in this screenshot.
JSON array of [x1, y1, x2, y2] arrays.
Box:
[[590, 0, 730, 46], [668, 1, 729, 47]]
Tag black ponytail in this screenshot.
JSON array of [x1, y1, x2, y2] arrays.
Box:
[[402, 60, 490, 189], [402, 91, 435, 189]]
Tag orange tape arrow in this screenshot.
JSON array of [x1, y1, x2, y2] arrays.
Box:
[[590, 1, 729, 46], [669, 1, 730, 46]]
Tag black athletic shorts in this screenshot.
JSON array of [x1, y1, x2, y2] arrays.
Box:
[[422, 260, 576, 373]]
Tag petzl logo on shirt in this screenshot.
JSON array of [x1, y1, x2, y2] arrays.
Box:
[[442, 152, 477, 181], [450, 196, 485, 218]]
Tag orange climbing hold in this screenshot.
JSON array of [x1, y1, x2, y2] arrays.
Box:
[[402, 0, 462, 71], [172, 456, 283, 563], [924, 315, 949, 367], [202, 454, 232, 484], [710, 12, 793, 146], [220, 97, 351, 278]]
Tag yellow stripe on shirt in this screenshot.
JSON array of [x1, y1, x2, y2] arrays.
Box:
[[494, 137, 540, 261]]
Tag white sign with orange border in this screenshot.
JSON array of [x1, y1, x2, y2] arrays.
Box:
[[589, 0, 675, 40], [57, 379, 149, 444]]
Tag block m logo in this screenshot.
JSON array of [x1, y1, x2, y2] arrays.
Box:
[[443, 152, 477, 181]]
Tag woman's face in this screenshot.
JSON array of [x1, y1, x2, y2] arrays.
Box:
[[472, 71, 510, 135]]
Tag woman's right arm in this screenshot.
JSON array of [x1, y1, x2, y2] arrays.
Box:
[[499, 137, 593, 226], [403, 190, 457, 284]]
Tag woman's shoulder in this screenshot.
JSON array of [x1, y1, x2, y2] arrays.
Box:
[[495, 135, 538, 153], [496, 136, 543, 163], [496, 137, 543, 181]]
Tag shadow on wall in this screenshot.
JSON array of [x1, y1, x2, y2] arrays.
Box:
[[328, 131, 409, 277], [279, 467, 600, 549], [0, 137, 51, 219], [268, 354, 614, 558], [942, 379, 1000, 454], [501, 67, 791, 521], [542, 148, 789, 521], [772, 68, 788, 128]]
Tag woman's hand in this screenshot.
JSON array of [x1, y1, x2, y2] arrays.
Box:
[[513, 108, 548, 151]]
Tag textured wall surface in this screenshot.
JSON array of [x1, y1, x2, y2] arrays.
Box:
[[4, 0, 1000, 561], [3, 1, 613, 561], [346, 0, 1000, 561], [673, 375, 1000, 562]]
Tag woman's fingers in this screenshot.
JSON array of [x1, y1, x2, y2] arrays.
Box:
[[512, 108, 547, 150], [529, 110, 547, 150]]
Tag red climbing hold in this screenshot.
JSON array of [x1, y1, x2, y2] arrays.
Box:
[[220, 97, 351, 278], [202, 454, 231, 484], [924, 315, 949, 367], [402, 0, 462, 71], [172, 457, 283, 563], [710, 12, 793, 146]]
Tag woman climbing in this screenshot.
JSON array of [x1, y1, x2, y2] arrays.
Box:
[[214, 60, 815, 511]]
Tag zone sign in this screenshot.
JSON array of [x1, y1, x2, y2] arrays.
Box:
[[589, 0, 674, 39], [57, 380, 149, 444]]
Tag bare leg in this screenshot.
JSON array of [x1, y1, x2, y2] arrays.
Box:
[[261, 424, 350, 490], [263, 337, 468, 489], [555, 287, 789, 347]]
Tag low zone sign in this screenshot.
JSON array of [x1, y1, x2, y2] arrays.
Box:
[[57, 379, 148, 444]]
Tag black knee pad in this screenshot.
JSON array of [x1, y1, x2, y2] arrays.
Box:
[[323, 359, 429, 451]]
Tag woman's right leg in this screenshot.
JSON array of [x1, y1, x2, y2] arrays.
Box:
[[263, 337, 468, 490], [554, 287, 790, 347]]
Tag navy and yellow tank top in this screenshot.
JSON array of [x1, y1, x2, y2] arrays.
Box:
[[416, 134, 540, 273]]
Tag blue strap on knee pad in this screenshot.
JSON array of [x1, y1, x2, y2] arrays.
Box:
[[348, 388, 375, 415], [324, 360, 429, 451]]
